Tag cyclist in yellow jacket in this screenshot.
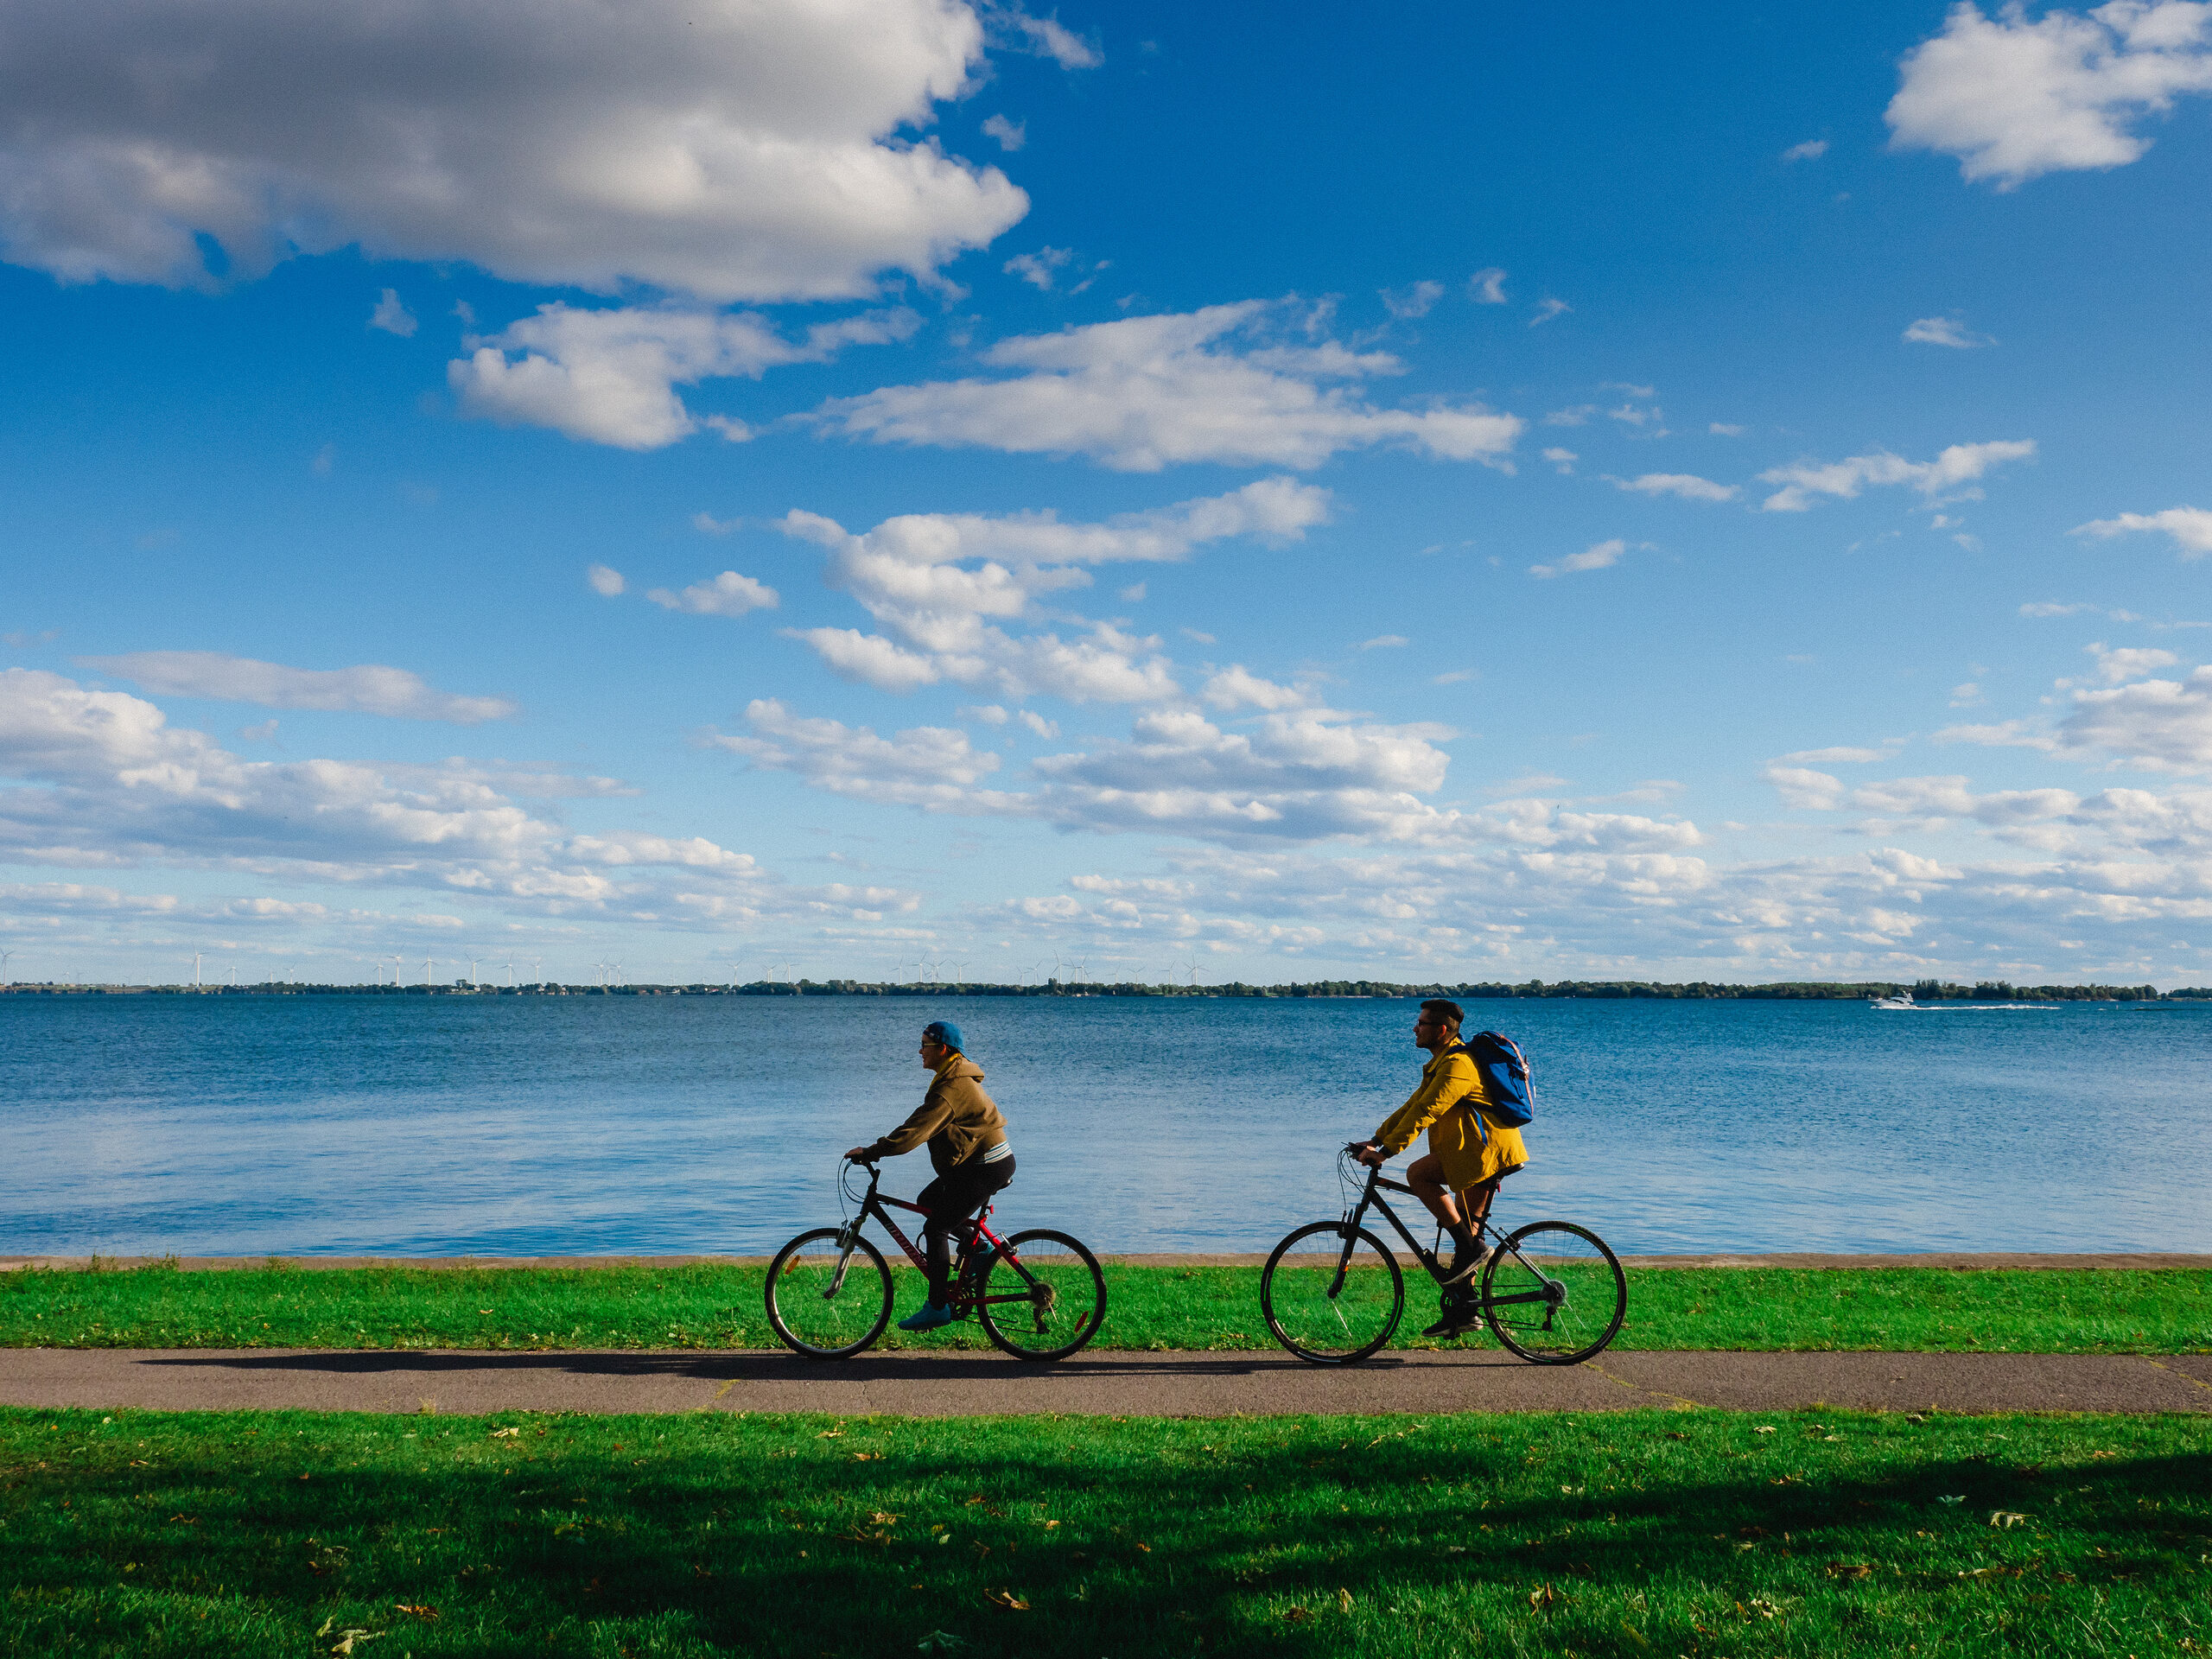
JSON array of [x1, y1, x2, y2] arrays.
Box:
[[1355, 998, 1529, 1334]]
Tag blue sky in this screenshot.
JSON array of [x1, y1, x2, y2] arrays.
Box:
[[4, 0, 2212, 988]]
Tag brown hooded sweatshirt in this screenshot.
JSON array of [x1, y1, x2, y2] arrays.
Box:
[[863, 1053, 1008, 1174]]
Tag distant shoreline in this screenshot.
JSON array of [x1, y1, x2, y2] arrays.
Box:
[[3, 977, 2203, 1001]]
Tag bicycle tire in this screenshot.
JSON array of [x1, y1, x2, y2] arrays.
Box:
[[1480, 1220, 1627, 1364], [764, 1228, 894, 1358], [1260, 1221, 1405, 1364], [976, 1230, 1107, 1361]]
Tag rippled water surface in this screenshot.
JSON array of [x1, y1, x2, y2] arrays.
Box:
[[3, 994, 2207, 1255]]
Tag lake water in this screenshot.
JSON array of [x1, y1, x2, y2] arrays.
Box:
[[3, 994, 2207, 1257]]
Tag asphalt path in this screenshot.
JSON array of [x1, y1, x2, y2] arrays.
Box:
[[3, 1347, 2207, 1417]]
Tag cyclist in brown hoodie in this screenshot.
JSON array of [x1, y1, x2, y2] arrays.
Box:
[[846, 1020, 1014, 1332]]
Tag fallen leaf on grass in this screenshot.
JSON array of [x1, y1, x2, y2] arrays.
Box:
[[1936, 1495, 1964, 1505], [817, 1428, 844, 1439], [1752, 1426, 1776, 1434], [984, 1588, 1030, 1611], [853, 1452, 883, 1461], [1284, 1607, 1313, 1624], [488, 1427, 520, 1440], [1529, 1584, 1565, 1611], [869, 1511, 904, 1526], [1337, 1588, 1354, 1612], [393, 1605, 437, 1618], [1134, 1541, 1152, 1554], [328, 1631, 383, 1656], [1826, 1563, 1875, 1580], [1989, 1511, 2029, 1529]]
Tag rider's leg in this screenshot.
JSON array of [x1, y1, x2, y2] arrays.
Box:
[[1407, 1154, 1480, 1275], [917, 1157, 1015, 1306]]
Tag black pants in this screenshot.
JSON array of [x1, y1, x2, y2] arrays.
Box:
[[916, 1154, 1014, 1300]]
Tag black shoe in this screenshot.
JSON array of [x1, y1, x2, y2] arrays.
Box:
[[1421, 1308, 1478, 1338]]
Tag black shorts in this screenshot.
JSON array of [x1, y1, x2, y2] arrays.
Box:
[[916, 1153, 1015, 1229]]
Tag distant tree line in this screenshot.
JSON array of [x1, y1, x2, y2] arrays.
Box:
[[6, 976, 2204, 1001]]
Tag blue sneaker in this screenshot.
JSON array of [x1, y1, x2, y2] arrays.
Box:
[[898, 1300, 958, 1332]]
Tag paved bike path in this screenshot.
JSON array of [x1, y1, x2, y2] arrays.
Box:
[[3, 1347, 2207, 1417]]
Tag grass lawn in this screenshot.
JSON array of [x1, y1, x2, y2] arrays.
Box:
[[1, 1406, 2206, 1657], [3, 1262, 2208, 1354]]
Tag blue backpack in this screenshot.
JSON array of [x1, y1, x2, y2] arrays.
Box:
[[1457, 1031, 1535, 1128]]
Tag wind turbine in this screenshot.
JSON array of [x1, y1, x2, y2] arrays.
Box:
[[391, 952, 404, 988], [191, 950, 204, 988], [467, 957, 480, 989], [531, 956, 543, 987], [501, 957, 515, 988], [594, 959, 612, 988], [0, 947, 14, 986], [423, 952, 435, 986]]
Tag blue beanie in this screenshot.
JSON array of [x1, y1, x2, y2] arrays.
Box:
[[922, 1020, 964, 1052]]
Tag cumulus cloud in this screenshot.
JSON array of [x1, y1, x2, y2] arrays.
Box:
[[1004, 245, 1073, 289], [1542, 446, 1578, 474], [1904, 314, 1995, 347], [368, 289, 416, 338], [986, 3, 1102, 69], [587, 564, 626, 597], [1201, 666, 1313, 712], [981, 114, 1027, 151], [1758, 439, 2035, 511], [776, 475, 1330, 699], [1380, 279, 1444, 319], [1468, 268, 1508, 303], [0, 0, 1026, 302], [1530, 538, 1630, 579], [1782, 138, 1832, 162], [450, 303, 918, 449], [1616, 472, 1738, 501], [78, 652, 516, 723], [704, 697, 1010, 810], [2073, 505, 2212, 558], [812, 300, 1526, 471], [1888, 0, 2212, 188], [2056, 665, 2212, 772], [1529, 297, 1571, 326], [645, 571, 780, 618]]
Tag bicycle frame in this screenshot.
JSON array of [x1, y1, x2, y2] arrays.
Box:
[[1334, 1162, 1558, 1316], [831, 1161, 1044, 1313]]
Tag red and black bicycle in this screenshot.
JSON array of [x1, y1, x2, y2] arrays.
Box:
[[764, 1156, 1107, 1362]]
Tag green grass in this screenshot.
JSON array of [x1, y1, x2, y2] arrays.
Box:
[[3, 1262, 2208, 1354], [1, 1406, 2207, 1656]]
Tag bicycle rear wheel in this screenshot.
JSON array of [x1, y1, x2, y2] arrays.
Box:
[[1260, 1222, 1405, 1364], [1481, 1221, 1627, 1364], [977, 1230, 1107, 1361], [765, 1228, 894, 1358]]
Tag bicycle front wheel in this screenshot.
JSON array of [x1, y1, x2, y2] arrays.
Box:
[[977, 1230, 1107, 1361], [1260, 1222, 1405, 1364], [1481, 1221, 1627, 1364], [765, 1228, 893, 1358]]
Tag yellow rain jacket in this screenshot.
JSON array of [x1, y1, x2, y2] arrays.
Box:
[[1372, 1046, 1528, 1192]]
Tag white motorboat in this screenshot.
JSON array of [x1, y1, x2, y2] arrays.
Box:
[[1869, 992, 1916, 1009]]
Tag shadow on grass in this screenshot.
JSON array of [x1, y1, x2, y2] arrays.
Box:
[[3, 1417, 2208, 1657]]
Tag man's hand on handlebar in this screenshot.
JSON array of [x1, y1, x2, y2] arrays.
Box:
[[1349, 1141, 1387, 1168], [844, 1146, 878, 1164]]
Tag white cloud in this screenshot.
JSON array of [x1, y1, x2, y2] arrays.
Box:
[[1358, 634, 1408, 651], [587, 564, 626, 597], [1017, 709, 1059, 738], [1782, 138, 1831, 162], [1777, 745, 1904, 765], [1758, 439, 2035, 511], [2064, 641, 2180, 684], [1530, 298, 1571, 326], [1542, 446, 1578, 474], [961, 703, 1010, 726], [1201, 666, 1313, 712], [1118, 582, 1147, 602], [1004, 245, 1073, 289], [368, 289, 416, 338], [815, 301, 1526, 471], [1530, 538, 1630, 579], [78, 652, 516, 723], [987, 3, 1102, 69], [0, 668, 913, 936], [1951, 682, 1986, 707], [1904, 314, 1995, 347], [2073, 505, 2212, 558], [1763, 765, 1847, 810], [1544, 406, 1594, 426], [1468, 268, 1508, 304], [450, 303, 918, 450], [1380, 279, 1444, 320], [0, 0, 1027, 302], [706, 698, 1008, 810], [981, 113, 1027, 151], [2057, 665, 2212, 771], [774, 479, 1327, 702], [645, 571, 780, 618], [1888, 0, 2212, 189], [1617, 472, 1738, 502]]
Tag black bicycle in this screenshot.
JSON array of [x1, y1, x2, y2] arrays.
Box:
[[1260, 1145, 1627, 1365], [764, 1156, 1107, 1363]]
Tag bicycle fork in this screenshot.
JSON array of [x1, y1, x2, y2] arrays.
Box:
[[823, 1224, 861, 1300]]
